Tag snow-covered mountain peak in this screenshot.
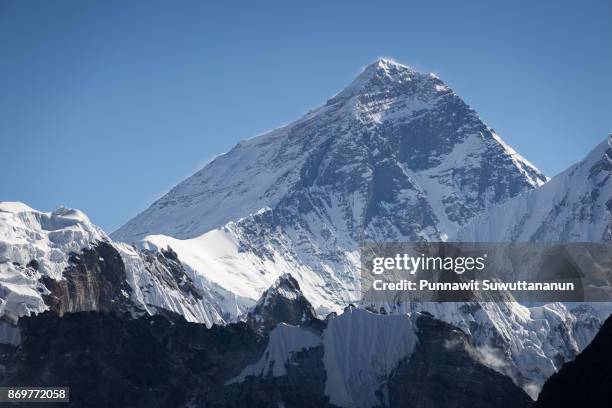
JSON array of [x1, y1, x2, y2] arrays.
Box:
[[348, 58, 418, 84], [0, 201, 97, 230], [0, 201, 106, 278], [113, 60, 546, 243], [109, 60, 551, 321], [0, 201, 108, 320], [349, 58, 422, 86], [0, 201, 36, 214], [584, 134, 612, 175], [51, 205, 91, 221], [372, 57, 403, 67]]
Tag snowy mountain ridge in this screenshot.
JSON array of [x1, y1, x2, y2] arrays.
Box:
[[457, 134, 612, 242], [0, 202, 243, 326]]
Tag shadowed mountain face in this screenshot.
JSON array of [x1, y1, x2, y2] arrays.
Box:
[[536, 315, 612, 408], [388, 315, 533, 408], [0, 311, 265, 408], [0, 278, 534, 408], [40, 241, 134, 316]]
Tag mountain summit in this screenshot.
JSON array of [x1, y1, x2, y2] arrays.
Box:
[[330, 58, 439, 102]]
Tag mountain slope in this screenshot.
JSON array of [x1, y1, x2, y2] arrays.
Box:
[[3, 59, 606, 406], [457, 135, 612, 242], [232, 273, 600, 401], [0, 274, 535, 408], [387, 314, 533, 408]]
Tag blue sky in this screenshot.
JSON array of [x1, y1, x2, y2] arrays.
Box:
[[1, 0, 611, 232]]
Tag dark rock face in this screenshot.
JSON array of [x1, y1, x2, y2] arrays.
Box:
[[40, 241, 133, 315], [536, 315, 612, 408], [247, 274, 321, 334], [0, 309, 329, 408], [140, 247, 203, 302], [387, 315, 533, 408], [267, 86, 544, 241], [37, 241, 215, 323], [0, 311, 265, 408], [223, 346, 331, 408]]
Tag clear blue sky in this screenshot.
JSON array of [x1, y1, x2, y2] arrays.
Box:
[[1, 0, 611, 232]]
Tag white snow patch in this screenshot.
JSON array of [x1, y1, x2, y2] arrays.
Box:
[[228, 323, 320, 383]]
